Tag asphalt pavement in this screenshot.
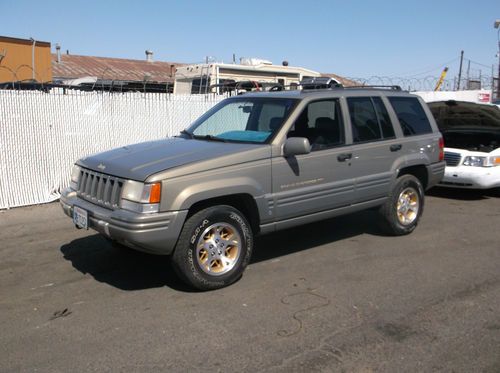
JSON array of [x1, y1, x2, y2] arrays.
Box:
[[0, 188, 499, 372]]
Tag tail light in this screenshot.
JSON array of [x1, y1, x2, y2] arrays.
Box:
[[438, 136, 444, 161]]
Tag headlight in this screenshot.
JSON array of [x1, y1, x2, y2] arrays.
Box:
[[70, 165, 81, 190], [463, 156, 500, 167], [120, 180, 161, 213]]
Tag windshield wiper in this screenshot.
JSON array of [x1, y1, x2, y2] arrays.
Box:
[[192, 134, 227, 142], [178, 129, 194, 139]]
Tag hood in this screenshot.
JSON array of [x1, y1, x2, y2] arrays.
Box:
[[77, 137, 267, 181], [428, 100, 500, 131]]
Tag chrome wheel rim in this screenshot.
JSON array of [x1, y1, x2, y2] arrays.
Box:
[[196, 222, 241, 276], [397, 187, 419, 225]]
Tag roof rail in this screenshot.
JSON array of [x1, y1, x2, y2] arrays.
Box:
[[344, 85, 403, 91]]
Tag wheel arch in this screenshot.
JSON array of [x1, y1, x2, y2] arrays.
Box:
[[397, 165, 429, 190], [187, 194, 261, 235]]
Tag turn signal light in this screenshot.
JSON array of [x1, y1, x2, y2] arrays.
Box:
[[149, 183, 161, 203]]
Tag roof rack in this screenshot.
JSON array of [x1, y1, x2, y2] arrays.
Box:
[[300, 77, 342, 90], [343, 85, 403, 91]]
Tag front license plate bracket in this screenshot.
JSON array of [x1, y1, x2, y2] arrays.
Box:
[[73, 206, 88, 229]]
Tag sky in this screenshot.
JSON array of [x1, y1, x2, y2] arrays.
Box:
[[2, 0, 500, 83]]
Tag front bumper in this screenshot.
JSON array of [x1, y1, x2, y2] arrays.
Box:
[[60, 188, 188, 255], [439, 165, 500, 189]]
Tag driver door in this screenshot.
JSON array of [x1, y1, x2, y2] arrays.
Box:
[[272, 99, 357, 221]]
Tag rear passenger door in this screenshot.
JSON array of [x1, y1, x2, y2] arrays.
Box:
[[346, 96, 401, 202]]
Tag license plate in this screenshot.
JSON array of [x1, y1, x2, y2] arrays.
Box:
[[73, 206, 88, 229]]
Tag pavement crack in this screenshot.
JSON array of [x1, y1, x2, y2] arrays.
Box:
[[49, 308, 72, 320]]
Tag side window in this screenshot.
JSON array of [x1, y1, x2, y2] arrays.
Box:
[[287, 99, 345, 151], [388, 97, 433, 136], [347, 97, 396, 143], [372, 97, 395, 138], [347, 97, 382, 143]]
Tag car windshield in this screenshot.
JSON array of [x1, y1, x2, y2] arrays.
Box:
[[186, 97, 297, 143]]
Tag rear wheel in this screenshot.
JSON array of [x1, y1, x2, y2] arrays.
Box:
[[171, 205, 253, 291], [379, 175, 424, 235]]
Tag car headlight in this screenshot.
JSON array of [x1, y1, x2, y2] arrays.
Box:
[[463, 156, 500, 167], [70, 165, 81, 190], [120, 180, 161, 213]]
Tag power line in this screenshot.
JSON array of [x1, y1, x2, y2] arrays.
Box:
[[464, 58, 493, 69], [394, 56, 460, 78]]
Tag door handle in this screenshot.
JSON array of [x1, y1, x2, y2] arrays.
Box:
[[390, 144, 402, 152], [337, 153, 352, 162]]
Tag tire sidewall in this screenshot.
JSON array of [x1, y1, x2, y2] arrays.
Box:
[[177, 206, 253, 290], [389, 175, 424, 235]]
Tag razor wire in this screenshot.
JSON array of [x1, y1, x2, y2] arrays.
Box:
[[344, 75, 496, 91]]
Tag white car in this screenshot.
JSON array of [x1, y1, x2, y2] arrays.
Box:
[[428, 100, 500, 189]]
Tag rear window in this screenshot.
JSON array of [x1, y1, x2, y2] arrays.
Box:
[[389, 97, 433, 136]]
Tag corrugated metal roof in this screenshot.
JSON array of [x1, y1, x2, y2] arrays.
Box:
[[51, 54, 183, 83]]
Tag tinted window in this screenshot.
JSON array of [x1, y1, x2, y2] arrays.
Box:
[[373, 97, 395, 138], [347, 97, 382, 142], [389, 97, 432, 136], [288, 99, 344, 150]]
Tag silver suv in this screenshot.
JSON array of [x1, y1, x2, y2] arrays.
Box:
[[60, 87, 445, 290]]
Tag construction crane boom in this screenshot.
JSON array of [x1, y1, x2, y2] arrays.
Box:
[[434, 67, 449, 91]]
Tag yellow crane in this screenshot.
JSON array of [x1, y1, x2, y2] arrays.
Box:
[[434, 67, 449, 91]]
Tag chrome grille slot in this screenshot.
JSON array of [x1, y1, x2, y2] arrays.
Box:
[[444, 152, 462, 167], [77, 168, 124, 209]]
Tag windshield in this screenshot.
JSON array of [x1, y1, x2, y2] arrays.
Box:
[[186, 97, 297, 143]]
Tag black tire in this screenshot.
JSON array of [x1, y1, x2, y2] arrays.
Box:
[[379, 174, 424, 236], [171, 205, 253, 291]]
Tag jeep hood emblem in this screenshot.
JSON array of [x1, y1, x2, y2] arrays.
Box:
[[97, 163, 106, 171]]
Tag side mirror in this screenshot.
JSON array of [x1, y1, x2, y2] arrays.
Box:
[[283, 137, 311, 157]]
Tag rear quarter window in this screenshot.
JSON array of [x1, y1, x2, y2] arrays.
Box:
[[388, 97, 433, 136]]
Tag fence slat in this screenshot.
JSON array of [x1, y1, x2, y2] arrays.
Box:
[[0, 90, 226, 209]]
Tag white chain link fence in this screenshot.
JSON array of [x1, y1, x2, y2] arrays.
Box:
[[0, 89, 227, 209]]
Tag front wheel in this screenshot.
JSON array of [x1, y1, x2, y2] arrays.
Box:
[[379, 175, 424, 236], [171, 205, 253, 291]]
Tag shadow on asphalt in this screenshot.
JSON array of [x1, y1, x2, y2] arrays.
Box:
[[427, 186, 500, 201], [60, 235, 193, 292], [252, 210, 383, 263], [60, 210, 385, 292]]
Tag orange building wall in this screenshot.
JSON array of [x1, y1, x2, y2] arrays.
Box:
[[0, 36, 52, 83]]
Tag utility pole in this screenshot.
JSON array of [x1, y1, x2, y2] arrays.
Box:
[[457, 50, 464, 90], [495, 20, 500, 99], [466, 60, 470, 89]]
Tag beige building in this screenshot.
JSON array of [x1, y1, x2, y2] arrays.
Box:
[[0, 36, 52, 83]]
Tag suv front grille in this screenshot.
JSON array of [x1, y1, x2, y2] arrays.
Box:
[[77, 168, 124, 209], [444, 151, 462, 167]]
